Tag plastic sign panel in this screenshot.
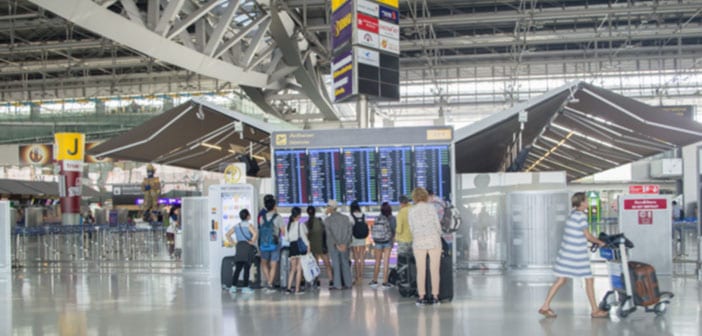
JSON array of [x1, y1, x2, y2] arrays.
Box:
[[379, 35, 400, 54], [356, 0, 378, 17], [356, 30, 379, 49], [332, 50, 354, 102], [377, 0, 399, 8], [54, 132, 85, 161], [356, 46, 380, 67], [357, 13, 379, 33], [629, 184, 660, 194], [623, 199, 667, 210], [379, 21, 400, 39], [618, 194, 672, 275], [331, 1, 353, 52], [379, 5, 399, 24]]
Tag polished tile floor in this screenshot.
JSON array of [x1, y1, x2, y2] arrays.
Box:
[[1, 268, 700, 336]]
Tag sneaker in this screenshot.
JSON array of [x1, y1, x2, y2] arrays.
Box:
[[285, 288, 294, 295], [229, 287, 238, 294], [241, 287, 255, 294], [328, 281, 335, 289], [294, 289, 304, 295], [381, 283, 392, 289], [416, 298, 425, 307], [369, 281, 379, 288], [433, 297, 441, 306], [264, 287, 277, 294]]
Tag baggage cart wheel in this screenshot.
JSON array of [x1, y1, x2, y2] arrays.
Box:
[[599, 291, 616, 312], [653, 302, 668, 316], [617, 298, 634, 318]]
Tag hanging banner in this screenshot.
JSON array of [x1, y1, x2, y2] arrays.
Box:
[[54, 133, 85, 221], [331, 1, 353, 52], [19, 144, 53, 165], [333, 50, 354, 102]]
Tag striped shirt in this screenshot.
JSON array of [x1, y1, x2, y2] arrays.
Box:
[[553, 210, 592, 278]]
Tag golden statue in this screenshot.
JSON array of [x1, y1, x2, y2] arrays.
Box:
[[142, 163, 161, 221]]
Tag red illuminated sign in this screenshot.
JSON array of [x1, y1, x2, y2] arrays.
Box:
[[357, 13, 379, 33], [629, 185, 660, 194]]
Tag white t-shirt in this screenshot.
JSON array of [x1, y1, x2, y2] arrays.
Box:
[[285, 220, 309, 247], [166, 221, 177, 234]]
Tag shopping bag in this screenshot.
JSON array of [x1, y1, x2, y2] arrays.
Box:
[[301, 254, 320, 282]]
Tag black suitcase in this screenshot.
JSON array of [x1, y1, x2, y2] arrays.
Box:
[[396, 248, 454, 302], [221, 256, 236, 288], [426, 252, 453, 302]]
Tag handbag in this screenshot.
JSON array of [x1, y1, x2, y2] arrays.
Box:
[[300, 253, 320, 282], [234, 223, 257, 263], [296, 222, 308, 254]]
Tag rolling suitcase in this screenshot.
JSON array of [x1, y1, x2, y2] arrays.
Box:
[[278, 248, 290, 288], [221, 256, 236, 288], [426, 252, 453, 302], [397, 252, 416, 298], [628, 261, 661, 306]]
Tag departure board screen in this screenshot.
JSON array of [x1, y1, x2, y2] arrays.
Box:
[[308, 149, 343, 206], [342, 147, 378, 205], [378, 146, 413, 204], [413, 145, 451, 200], [274, 149, 309, 207]]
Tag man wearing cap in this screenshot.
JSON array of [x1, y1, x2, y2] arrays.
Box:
[[324, 200, 353, 290]]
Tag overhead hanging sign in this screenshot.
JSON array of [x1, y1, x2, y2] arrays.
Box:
[[356, 47, 380, 67], [379, 36, 400, 54], [377, 0, 399, 8], [356, 0, 379, 17], [332, 50, 354, 102], [629, 184, 660, 194], [379, 21, 400, 39], [331, 1, 353, 52], [357, 13, 379, 33], [379, 5, 399, 24]]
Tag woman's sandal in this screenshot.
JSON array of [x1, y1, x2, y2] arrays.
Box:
[[590, 310, 609, 318], [538, 308, 557, 318]]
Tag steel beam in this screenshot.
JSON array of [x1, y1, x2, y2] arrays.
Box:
[[166, 0, 222, 40], [29, 0, 269, 88], [203, 0, 240, 56], [154, 0, 185, 36]]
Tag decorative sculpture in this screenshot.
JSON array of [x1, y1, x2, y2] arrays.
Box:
[[142, 163, 161, 221]]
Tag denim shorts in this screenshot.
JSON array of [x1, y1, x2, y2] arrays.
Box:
[[260, 248, 281, 262], [373, 242, 393, 250]]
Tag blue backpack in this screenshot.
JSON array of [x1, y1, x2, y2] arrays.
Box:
[[259, 214, 279, 252]]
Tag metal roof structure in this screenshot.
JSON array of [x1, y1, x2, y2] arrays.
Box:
[[0, 179, 101, 197], [454, 82, 702, 180]]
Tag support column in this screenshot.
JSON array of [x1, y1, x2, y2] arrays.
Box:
[[0, 201, 10, 274], [163, 97, 174, 111], [357, 95, 369, 129], [29, 104, 40, 121], [95, 99, 106, 116]]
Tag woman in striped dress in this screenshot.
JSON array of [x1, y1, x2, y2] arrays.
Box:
[[538, 192, 608, 318]]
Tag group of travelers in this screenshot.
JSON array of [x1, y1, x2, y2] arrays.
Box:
[[224, 187, 446, 306]]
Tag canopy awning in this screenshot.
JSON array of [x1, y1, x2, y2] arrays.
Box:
[[0, 179, 100, 198], [88, 99, 298, 177], [454, 81, 702, 180]]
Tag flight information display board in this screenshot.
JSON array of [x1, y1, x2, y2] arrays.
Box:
[[378, 146, 413, 204], [308, 149, 343, 206], [342, 147, 378, 206], [274, 149, 309, 207], [414, 145, 450, 200]]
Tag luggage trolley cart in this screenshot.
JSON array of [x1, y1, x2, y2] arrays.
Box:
[[596, 233, 674, 318]]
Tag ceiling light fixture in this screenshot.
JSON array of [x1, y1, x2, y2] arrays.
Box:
[[201, 143, 222, 150]]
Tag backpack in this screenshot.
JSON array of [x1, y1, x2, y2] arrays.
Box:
[[352, 213, 369, 239], [259, 214, 279, 252], [440, 201, 460, 233], [371, 215, 392, 244]]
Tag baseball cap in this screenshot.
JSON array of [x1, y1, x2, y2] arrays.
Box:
[[327, 200, 338, 209]]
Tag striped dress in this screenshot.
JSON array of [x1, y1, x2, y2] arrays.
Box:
[[553, 210, 592, 278]]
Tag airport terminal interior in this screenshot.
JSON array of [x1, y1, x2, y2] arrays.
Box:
[[2, 0, 702, 335]]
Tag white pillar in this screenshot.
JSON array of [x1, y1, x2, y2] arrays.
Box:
[[0, 201, 10, 274], [357, 95, 369, 129]]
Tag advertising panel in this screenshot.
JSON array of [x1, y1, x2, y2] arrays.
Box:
[[379, 35, 400, 54], [379, 20, 400, 39], [357, 12, 379, 33], [379, 5, 399, 24], [331, 1, 353, 52], [356, 30, 379, 49], [19, 144, 53, 165], [332, 50, 354, 102], [356, 47, 380, 67], [356, 0, 379, 17]]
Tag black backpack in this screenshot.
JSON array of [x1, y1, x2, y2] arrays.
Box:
[[352, 213, 369, 239]]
